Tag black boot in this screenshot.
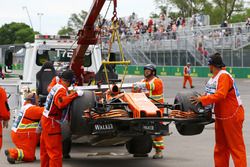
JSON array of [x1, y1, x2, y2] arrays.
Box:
[[5, 150, 15, 164], [153, 150, 163, 159]]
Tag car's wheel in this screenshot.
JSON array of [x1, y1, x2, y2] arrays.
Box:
[[175, 123, 205, 136], [174, 91, 203, 112], [70, 91, 95, 134], [174, 91, 207, 136], [126, 135, 153, 156]]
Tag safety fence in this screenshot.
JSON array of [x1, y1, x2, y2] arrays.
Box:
[[0, 64, 23, 78], [0, 64, 23, 70], [12, 64, 23, 70], [102, 23, 250, 67], [3, 64, 250, 79], [116, 65, 250, 79]]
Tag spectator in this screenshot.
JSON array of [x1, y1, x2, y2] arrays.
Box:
[[148, 18, 153, 27], [197, 43, 204, 54], [246, 18, 250, 32], [176, 17, 181, 28], [172, 22, 177, 39], [203, 48, 209, 58], [97, 12, 207, 43], [153, 23, 158, 33], [181, 17, 186, 28], [237, 27, 242, 35], [220, 20, 228, 28]]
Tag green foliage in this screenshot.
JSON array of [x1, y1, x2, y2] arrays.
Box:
[[58, 10, 88, 35], [207, 7, 225, 25], [0, 22, 35, 45], [57, 26, 74, 36], [150, 12, 159, 18], [230, 13, 246, 23], [158, 5, 167, 15], [247, 8, 250, 16], [161, 0, 211, 17], [154, 0, 247, 25], [68, 11, 88, 29], [168, 12, 181, 19], [212, 0, 244, 21], [230, 8, 250, 23]]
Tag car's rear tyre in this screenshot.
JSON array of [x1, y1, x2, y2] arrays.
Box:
[[175, 123, 205, 136], [70, 91, 96, 135], [126, 135, 153, 156], [174, 91, 203, 112], [174, 91, 207, 136]]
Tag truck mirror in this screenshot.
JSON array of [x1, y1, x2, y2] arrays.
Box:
[[4, 49, 14, 73]]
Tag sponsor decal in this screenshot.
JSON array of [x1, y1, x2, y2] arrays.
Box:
[[143, 125, 154, 131], [94, 124, 114, 131]]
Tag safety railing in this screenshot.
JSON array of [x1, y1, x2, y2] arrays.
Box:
[[100, 24, 250, 67]]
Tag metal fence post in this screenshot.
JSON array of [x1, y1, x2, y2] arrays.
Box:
[[241, 47, 244, 67], [178, 39, 180, 66], [170, 39, 173, 66]]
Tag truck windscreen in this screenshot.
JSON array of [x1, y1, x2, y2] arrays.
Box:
[[36, 48, 92, 67]]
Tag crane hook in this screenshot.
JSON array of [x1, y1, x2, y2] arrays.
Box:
[[112, 0, 118, 22]]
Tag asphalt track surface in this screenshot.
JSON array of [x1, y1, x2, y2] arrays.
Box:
[[0, 76, 250, 167]]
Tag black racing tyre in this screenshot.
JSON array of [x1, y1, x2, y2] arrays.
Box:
[[174, 91, 208, 136], [70, 91, 95, 135], [175, 123, 205, 136], [174, 91, 203, 113], [126, 135, 153, 155]]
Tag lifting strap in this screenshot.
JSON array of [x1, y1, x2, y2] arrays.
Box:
[[102, 0, 130, 90]]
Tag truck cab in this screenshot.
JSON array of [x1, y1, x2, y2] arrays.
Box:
[[3, 35, 103, 108], [21, 35, 102, 89]]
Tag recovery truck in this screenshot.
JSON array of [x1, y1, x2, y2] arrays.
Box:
[[60, 0, 214, 157], [2, 0, 214, 157]]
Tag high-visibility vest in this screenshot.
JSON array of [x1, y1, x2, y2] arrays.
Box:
[[141, 77, 164, 102], [43, 83, 69, 123], [12, 104, 39, 132], [205, 70, 242, 110], [43, 84, 65, 119], [183, 66, 191, 76]]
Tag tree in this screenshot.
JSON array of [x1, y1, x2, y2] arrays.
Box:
[[206, 7, 225, 25], [150, 12, 160, 18], [57, 26, 74, 36], [213, 0, 244, 21], [155, 0, 212, 17], [0, 22, 35, 45], [230, 8, 250, 23], [154, 0, 246, 24], [58, 10, 88, 35]]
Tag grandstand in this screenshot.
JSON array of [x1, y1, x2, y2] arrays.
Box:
[[101, 15, 250, 67]]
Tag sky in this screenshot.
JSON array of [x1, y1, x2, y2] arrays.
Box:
[[0, 0, 158, 35]]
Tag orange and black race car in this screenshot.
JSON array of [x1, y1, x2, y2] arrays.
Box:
[[62, 80, 214, 157]]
